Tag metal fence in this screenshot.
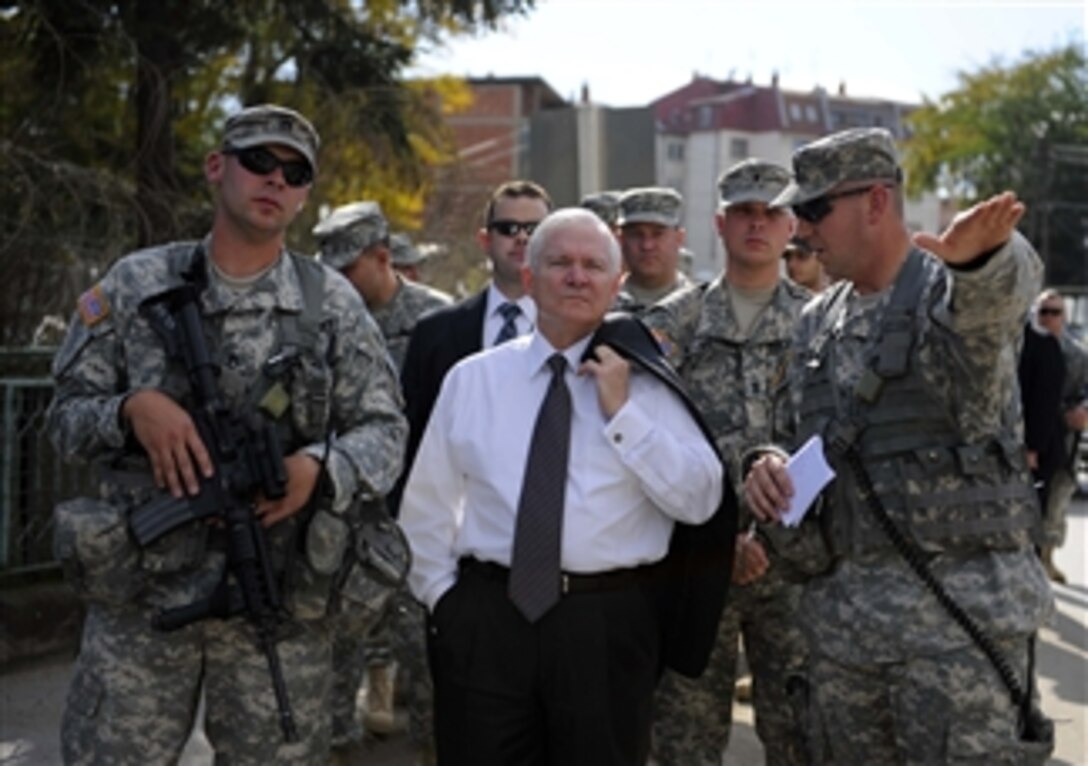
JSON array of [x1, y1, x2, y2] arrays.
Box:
[[0, 350, 94, 575]]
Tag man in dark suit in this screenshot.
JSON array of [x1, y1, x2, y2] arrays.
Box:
[[398, 180, 554, 492]]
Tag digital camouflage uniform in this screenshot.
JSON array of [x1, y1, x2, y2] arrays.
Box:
[[314, 202, 451, 752], [614, 187, 692, 316], [355, 277, 452, 752], [765, 129, 1054, 765], [644, 158, 809, 766], [48, 237, 407, 765]]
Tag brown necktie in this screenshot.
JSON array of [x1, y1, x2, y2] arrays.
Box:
[[508, 353, 571, 622]]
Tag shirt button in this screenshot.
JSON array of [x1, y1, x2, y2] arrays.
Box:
[[613, 433, 624, 444]]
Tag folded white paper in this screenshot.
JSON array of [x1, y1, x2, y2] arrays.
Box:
[[781, 435, 836, 528]]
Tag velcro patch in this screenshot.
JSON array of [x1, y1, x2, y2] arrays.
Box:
[[77, 285, 110, 327]]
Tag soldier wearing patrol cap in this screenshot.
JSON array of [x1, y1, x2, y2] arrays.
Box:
[[614, 186, 693, 315], [48, 104, 407, 763], [745, 128, 1054, 763], [580, 189, 622, 229], [782, 237, 829, 293], [314, 202, 450, 762], [645, 158, 809, 765], [390, 233, 433, 283]]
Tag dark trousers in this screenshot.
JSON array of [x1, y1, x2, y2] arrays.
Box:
[[427, 563, 662, 765]]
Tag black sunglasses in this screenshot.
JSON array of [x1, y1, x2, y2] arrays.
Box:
[[224, 146, 314, 188], [792, 185, 877, 224], [488, 220, 540, 237], [1038, 307, 1064, 317]]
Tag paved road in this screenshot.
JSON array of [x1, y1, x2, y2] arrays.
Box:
[[2, 497, 1085, 765]]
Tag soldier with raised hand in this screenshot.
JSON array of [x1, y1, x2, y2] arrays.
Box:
[[614, 187, 693, 315], [645, 159, 809, 765], [48, 104, 407, 764], [313, 201, 451, 763], [745, 128, 1054, 764]]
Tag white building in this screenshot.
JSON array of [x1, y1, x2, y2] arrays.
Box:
[[653, 75, 942, 280]]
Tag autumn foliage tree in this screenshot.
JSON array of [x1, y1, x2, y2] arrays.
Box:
[[0, 0, 533, 344], [904, 45, 1088, 286]]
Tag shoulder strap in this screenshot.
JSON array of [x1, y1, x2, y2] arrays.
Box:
[[283, 252, 326, 348], [872, 248, 926, 379]]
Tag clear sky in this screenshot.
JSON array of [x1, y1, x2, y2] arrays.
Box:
[[409, 0, 1086, 106]]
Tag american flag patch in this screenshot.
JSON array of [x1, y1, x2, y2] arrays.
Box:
[[77, 284, 110, 327], [650, 327, 674, 357]]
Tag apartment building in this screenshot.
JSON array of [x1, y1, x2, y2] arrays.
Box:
[[654, 74, 943, 279]]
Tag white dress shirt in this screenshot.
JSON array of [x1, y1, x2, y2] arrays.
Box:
[[399, 330, 724, 610], [482, 283, 536, 348]]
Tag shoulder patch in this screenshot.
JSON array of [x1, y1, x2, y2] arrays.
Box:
[[77, 284, 110, 327], [650, 327, 674, 357]]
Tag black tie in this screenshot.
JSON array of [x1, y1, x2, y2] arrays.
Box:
[[494, 302, 521, 345], [508, 353, 571, 622]]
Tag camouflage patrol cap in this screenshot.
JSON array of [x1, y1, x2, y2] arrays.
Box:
[[617, 187, 683, 228], [773, 127, 902, 207], [580, 190, 622, 227], [389, 233, 426, 266], [718, 159, 791, 207], [222, 104, 320, 173], [312, 201, 389, 270]]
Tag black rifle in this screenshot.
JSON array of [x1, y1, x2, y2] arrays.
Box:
[[134, 275, 298, 742]]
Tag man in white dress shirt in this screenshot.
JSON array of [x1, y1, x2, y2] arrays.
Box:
[[399, 208, 725, 764]]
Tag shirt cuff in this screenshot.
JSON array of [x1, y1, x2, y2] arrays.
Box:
[[602, 398, 653, 453], [102, 394, 132, 449]]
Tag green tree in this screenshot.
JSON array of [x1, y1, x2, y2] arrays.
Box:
[[0, 0, 533, 345], [904, 44, 1088, 286]]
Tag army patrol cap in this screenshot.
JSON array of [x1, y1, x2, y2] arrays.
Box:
[[389, 233, 426, 266], [718, 159, 792, 208], [580, 190, 622, 227], [312, 201, 389, 270], [222, 103, 320, 174], [617, 187, 683, 228], [773, 127, 902, 207]]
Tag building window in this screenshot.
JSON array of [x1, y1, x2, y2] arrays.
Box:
[[789, 103, 802, 121], [730, 137, 749, 159], [805, 105, 818, 122], [667, 142, 685, 161], [697, 105, 713, 128], [872, 114, 884, 127]]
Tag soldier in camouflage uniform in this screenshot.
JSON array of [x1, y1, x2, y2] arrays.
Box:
[[47, 104, 408, 765], [745, 128, 1054, 764], [580, 189, 622, 230], [390, 232, 435, 284], [645, 159, 809, 766], [614, 187, 694, 315], [314, 202, 451, 761]]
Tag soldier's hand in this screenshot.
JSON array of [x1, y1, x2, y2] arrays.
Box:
[[744, 453, 793, 523], [732, 533, 770, 585], [256, 452, 321, 527], [912, 191, 1024, 266], [123, 389, 213, 497], [579, 344, 629, 419]]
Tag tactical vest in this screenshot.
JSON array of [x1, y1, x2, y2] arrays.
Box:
[[98, 244, 334, 589], [800, 249, 1039, 557]]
